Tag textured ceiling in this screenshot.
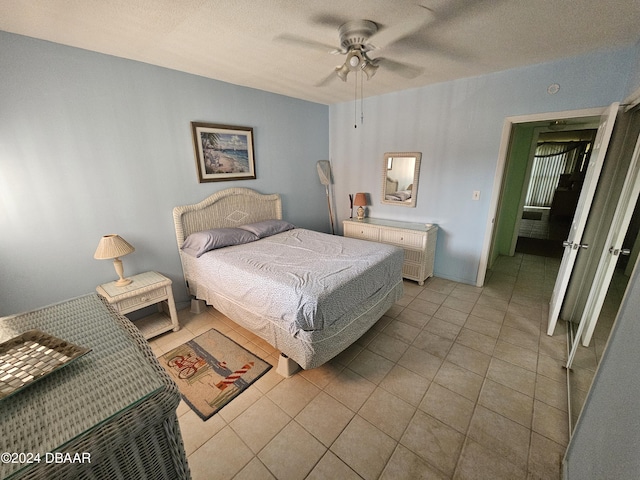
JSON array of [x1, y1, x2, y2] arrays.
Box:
[[1, 0, 639, 105]]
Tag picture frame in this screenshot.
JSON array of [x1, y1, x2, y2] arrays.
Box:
[[191, 122, 256, 182]]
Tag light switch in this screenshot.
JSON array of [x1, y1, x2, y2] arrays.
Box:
[[472, 191, 481, 201]]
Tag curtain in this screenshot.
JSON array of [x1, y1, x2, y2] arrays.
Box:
[[525, 141, 591, 207]]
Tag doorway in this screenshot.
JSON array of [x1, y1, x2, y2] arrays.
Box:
[[516, 129, 598, 259], [479, 107, 605, 280]]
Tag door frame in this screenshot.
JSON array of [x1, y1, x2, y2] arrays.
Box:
[[477, 106, 612, 287]]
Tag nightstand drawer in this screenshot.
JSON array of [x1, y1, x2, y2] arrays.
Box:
[[115, 286, 167, 313]]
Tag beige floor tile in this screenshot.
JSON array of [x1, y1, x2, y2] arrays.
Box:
[[179, 408, 227, 456], [532, 400, 569, 447], [401, 410, 465, 476], [434, 305, 470, 326], [417, 288, 448, 305], [420, 382, 475, 434], [493, 339, 539, 372], [365, 331, 410, 362], [401, 300, 438, 322], [383, 319, 422, 344], [464, 314, 503, 338], [359, 387, 417, 440], [487, 357, 537, 397], [433, 361, 484, 402], [397, 345, 443, 380], [455, 328, 498, 356], [332, 415, 397, 480], [229, 397, 290, 454], [443, 296, 476, 315], [307, 451, 362, 480], [348, 348, 395, 384], [324, 367, 376, 411], [188, 426, 254, 480], [295, 392, 354, 447], [425, 317, 463, 340], [535, 374, 567, 412], [380, 445, 448, 480], [467, 405, 531, 470], [380, 364, 431, 406], [499, 325, 540, 352], [233, 458, 275, 480], [412, 330, 453, 358], [454, 438, 526, 480], [478, 379, 534, 428], [257, 421, 325, 480], [527, 432, 564, 480], [446, 343, 491, 376], [266, 374, 320, 417]]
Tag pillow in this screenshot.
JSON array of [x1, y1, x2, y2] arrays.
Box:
[[238, 219, 295, 239], [181, 228, 258, 257]]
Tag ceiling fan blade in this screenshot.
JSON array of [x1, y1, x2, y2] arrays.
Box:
[[368, 5, 434, 50], [315, 71, 340, 87], [275, 33, 342, 54], [374, 58, 423, 79]]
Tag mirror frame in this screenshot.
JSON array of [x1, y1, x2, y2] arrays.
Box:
[[381, 152, 422, 208]]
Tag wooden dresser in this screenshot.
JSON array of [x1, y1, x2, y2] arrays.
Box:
[[343, 218, 438, 285]]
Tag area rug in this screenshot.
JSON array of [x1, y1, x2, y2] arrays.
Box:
[[160, 329, 271, 420]]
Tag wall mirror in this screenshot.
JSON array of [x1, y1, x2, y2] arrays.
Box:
[[381, 152, 421, 207]]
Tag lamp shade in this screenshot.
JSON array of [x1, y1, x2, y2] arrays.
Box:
[[94, 234, 135, 260], [353, 193, 368, 207]]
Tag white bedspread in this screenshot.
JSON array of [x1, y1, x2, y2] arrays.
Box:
[[182, 228, 404, 336]]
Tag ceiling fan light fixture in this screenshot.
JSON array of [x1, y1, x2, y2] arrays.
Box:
[[335, 63, 350, 81], [362, 61, 378, 80]]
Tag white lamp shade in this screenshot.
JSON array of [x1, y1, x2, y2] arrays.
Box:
[[94, 234, 135, 260]]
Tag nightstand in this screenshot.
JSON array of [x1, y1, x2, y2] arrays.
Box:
[[96, 271, 180, 339]]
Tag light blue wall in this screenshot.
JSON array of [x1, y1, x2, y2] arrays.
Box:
[[0, 32, 329, 316], [330, 47, 636, 284]]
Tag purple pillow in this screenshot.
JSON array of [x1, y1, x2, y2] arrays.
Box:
[[181, 228, 258, 257], [238, 220, 295, 238]]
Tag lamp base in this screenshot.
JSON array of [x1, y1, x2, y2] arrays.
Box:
[[112, 257, 132, 287], [357, 206, 365, 220], [114, 277, 132, 287]]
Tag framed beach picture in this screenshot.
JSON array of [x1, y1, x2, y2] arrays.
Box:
[[191, 122, 256, 182]]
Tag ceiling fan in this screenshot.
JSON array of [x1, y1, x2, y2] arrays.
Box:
[[277, 13, 430, 87]]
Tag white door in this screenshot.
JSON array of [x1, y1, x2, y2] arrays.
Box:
[[576, 128, 640, 349], [547, 103, 619, 336]]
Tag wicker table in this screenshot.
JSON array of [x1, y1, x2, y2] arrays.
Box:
[[0, 294, 190, 480]]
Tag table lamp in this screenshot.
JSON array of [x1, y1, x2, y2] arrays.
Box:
[[354, 192, 368, 220], [94, 234, 135, 286]]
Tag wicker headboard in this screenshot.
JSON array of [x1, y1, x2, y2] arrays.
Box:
[[172, 187, 282, 247]]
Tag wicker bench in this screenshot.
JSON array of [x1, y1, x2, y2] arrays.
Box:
[[0, 294, 190, 480]]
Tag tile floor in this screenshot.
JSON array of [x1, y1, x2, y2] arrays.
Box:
[[149, 254, 569, 479]]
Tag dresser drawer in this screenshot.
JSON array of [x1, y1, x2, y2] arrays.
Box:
[[115, 286, 168, 313], [344, 222, 380, 241], [380, 229, 426, 249]]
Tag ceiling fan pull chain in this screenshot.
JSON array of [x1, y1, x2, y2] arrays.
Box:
[[360, 69, 364, 126], [354, 69, 358, 128]]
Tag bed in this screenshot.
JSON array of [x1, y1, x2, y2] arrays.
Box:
[[172, 187, 404, 371]]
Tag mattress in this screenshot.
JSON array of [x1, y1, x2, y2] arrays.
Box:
[[182, 228, 404, 337]]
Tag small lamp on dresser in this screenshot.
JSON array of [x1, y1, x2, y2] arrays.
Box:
[[354, 192, 368, 220], [94, 234, 135, 286]]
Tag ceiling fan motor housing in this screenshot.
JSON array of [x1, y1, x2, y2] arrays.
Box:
[[338, 20, 378, 50]]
